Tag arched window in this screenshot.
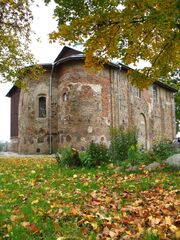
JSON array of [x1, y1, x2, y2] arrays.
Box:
[[153, 86, 158, 103], [39, 96, 46, 118], [63, 93, 68, 102], [134, 87, 141, 98]]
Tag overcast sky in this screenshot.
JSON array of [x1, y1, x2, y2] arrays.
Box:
[[0, 0, 61, 141]]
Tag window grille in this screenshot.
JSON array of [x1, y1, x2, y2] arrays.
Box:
[[39, 96, 46, 118]]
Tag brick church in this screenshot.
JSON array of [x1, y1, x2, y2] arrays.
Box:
[[6, 46, 177, 154]]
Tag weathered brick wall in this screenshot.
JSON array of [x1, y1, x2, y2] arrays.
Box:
[[109, 69, 176, 149], [18, 67, 58, 154], [57, 61, 111, 150], [15, 59, 176, 154], [109, 68, 151, 148], [151, 87, 176, 142]]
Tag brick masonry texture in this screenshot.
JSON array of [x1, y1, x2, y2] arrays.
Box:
[[7, 47, 176, 154]]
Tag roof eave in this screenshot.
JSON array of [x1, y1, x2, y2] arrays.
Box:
[[154, 81, 177, 93], [55, 54, 129, 71], [6, 86, 20, 97]]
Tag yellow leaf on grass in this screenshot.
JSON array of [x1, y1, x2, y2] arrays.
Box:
[[21, 221, 31, 228], [175, 228, 180, 239], [7, 224, 12, 233], [102, 226, 110, 236], [107, 163, 114, 169], [169, 225, 177, 232], [50, 203, 57, 209], [109, 230, 117, 238], [148, 216, 161, 225], [164, 216, 172, 225], [105, 196, 111, 204], [29, 179, 36, 186], [91, 222, 98, 230], [0, 190, 5, 198], [32, 199, 39, 204], [70, 207, 81, 215], [137, 224, 144, 234], [10, 215, 18, 221], [90, 191, 97, 198], [37, 209, 44, 217]]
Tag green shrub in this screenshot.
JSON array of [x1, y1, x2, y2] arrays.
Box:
[[141, 151, 160, 164], [109, 126, 138, 163], [80, 142, 109, 167], [128, 144, 141, 165], [55, 147, 82, 167], [151, 138, 175, 160], [127, 145, 158, 166], [79, 151, 92, 168]]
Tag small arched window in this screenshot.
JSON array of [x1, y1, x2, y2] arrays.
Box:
[[39, 96, 46, 118], [153, 86, 158, 103], [134, 87, 141, 98], [63, 93, 68, 102]]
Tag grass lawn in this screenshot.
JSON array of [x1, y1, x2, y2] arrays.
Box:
[[0, 156, 179, 240]]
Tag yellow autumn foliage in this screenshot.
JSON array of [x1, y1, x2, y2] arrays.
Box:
[[46, 0, 179, 88]]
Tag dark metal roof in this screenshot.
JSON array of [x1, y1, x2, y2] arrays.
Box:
[[154, 81, 177, 93], [55, 54, 84, 65], [40, 63, 52, 68], [55, 54, 130, 71], [6, 86, 20, 97], [54, 46, 82, 63]]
